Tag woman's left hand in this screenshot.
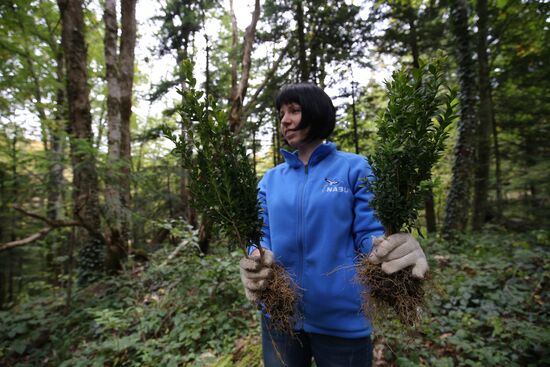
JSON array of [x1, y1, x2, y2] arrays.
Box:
[[368, 233, 428, 278]]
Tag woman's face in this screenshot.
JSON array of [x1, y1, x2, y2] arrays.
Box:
[[280, 102, 310, 148]]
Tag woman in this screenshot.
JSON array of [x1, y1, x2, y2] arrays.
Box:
[[240, 83, 428, 367]]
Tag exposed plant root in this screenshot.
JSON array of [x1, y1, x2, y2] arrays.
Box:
[[357, 256, 429, 327], [258, 263, 301, 335]]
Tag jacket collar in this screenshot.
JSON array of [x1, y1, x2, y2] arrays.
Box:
[[281, 142, 336, 169]]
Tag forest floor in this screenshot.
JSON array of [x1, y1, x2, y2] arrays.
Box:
[[0, 226, 548, 366]]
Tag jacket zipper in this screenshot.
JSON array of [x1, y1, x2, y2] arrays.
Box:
[[297, 163, 308, 325]]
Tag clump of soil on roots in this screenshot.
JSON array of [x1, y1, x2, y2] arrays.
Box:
[[258, 263, 301, 335], [357, 256, 429, 327]]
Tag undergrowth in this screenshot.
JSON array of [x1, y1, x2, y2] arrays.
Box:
[[1, 227, 548, 366], [0, 230, 259, 367], [372, 227, 550, 366]]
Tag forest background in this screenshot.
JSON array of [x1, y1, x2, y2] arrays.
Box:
[[0, 0, 549, 366]]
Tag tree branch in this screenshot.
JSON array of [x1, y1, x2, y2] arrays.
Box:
[[12, 205, 80, 227], [0, 206, 82, 252], [243, 43, 289, 117], [0, 228, 54, 252]]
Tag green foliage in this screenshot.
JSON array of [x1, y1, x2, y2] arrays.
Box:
[[491, 0, 550, 203], [374, 229, 550, 366], [77, 238, 105, 286], [365, 59, 458, 235], [1, 225, 548, 366], [0, 231, 257, 366], [260, 0, 371, 86], [367, 0, 447, 63], [165, 60, 263, 253]]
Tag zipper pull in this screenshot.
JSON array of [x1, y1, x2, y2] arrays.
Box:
[[304, 164, 308, 174]]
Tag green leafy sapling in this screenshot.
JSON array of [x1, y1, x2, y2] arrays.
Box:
[[366, 59, 457, 236], [358, 58, 458, 325], [164, 60, 298, 333], [165, 61, 263, 256]]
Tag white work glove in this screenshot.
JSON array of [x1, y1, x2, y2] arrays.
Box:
[[239, 249, 274, 303], [368, 233, 428, 278]]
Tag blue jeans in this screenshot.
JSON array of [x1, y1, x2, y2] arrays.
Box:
[[261, 317, 373, 367]]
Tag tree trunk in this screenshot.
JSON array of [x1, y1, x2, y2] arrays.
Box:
[[425, 190, 437, 234], [252, 125, 257, 175], [524, 135, 538, 207], [8, 252, 14, 304], [351, 78, 359, 154], [198, 220, 212, 254], [104, 0, 126, 272], [228, 0, 261, 133], [472, 0, 493, 230], [119, 0, 136, 239], [492, 102, 502, 211], [176, 37, 194, 226], [442, 0, 478, 240], [0, 271, 5, 307], [47, 49, 66, 221], [58, 0, 104, 284], [407, 11, 420, 69], [103, 0, 136, 271], [229, 0, 239, 98], [0, 167, 6, 242], [296, 0, 308, 82], [10, 132, 18, 242]]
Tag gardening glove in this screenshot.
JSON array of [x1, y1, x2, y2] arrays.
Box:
[[368, 233, 428, 278], [239, 249, 274, 303]]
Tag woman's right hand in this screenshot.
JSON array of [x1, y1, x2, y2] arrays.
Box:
[[239, 249, 274, 303]]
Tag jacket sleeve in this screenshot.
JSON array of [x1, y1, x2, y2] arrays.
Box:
[[248, 176, 272, 255], [258, 176, 272, 251], [351, 157, 385, 254]]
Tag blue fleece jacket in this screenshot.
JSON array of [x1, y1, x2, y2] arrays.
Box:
[[258, 142, 385, 338]]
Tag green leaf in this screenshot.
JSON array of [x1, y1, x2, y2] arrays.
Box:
[[11, 339, 28, 355]]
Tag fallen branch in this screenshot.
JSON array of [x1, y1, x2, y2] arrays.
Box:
[[0, 227, 54, 251], [0, 206, 81, 252], [160, 239, 190, 267]]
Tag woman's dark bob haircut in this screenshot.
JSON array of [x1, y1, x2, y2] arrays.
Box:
[[275, 83, 336, 141]]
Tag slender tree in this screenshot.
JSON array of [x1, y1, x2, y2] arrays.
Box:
[[47, 47, 66, 222], [295, 0, 308, 82], [228, 0, 261, 133], [472, 0, 494, 229]]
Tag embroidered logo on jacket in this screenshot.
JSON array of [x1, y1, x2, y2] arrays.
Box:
[[322, 178, 350, 193]]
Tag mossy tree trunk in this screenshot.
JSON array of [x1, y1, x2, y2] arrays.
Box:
[[442, 0, 477, 240], [472, 0, 493, 230], [58, 0, 104, 284]]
